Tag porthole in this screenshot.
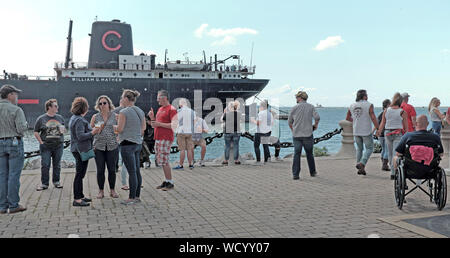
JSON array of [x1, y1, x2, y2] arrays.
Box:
[[134, 73, 137, 77], [70, 72, 74, 75], [91, 72, 94, 76], [170, 74, 173, 77], [112, 73, 116, 76], [119, 73, 123, 76], [148, 73, 151, 77]]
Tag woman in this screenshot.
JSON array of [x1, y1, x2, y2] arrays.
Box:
[[69, 97, 101, 207], [377, 93, 408, 180], [90, 95, 119, 199], [116, 90, 146, 205], [377, 99, 391, 171], [428, 98, 445, 136], [222, 101, 243, 165]]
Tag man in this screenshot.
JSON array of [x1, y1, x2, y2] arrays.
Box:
[[192, 113, 209, 167], [400, 93, 417, 133], [345, 90, 379, 175], [0, 84, 28, 214], [149, 90, 178, 191], [173, 98, 195, 170], [34, 99, 65, 191], [288, 91, 320, 180], [251, 100, 274, 164], [394, 115, 444, 171]]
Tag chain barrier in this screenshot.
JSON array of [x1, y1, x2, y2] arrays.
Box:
[[25, 129, 343, 159]]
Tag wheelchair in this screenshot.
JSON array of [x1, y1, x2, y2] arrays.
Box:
[[394, 145, 447, 210]]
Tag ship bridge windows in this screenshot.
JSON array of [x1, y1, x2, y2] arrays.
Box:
[[218, 73, 222, 79], [159, 73, 163, 78]]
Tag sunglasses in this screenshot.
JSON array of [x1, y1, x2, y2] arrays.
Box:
[[98, 102, 108, 106]]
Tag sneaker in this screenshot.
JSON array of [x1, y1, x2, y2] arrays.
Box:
[[36, 185, 49, 191], [73, 201, 90, 207], [254, 161, 263, 166], [390, 175, 395, 180], [144, 162, 151, 169], [134, 198, 142, 203], [310, 171, 317, 177], [54, 182, 63, 189], [222, 161, 228, 166], [162, 182, 174, 191], [189, 164, 194, 170], [156, 181, 168, 190], [293, 176, 300, 180], [121, 199, 136, 205], [9, 205, 27, 214], [173, 165, 184, 170], [199, 160, 205, 167], [82, 198, 92, 203]]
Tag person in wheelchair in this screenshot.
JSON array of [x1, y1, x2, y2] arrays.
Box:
[[392, 115, 447, 210], [394, 115, 444, 170]]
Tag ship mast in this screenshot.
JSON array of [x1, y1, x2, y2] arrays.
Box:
[[64, 20, 73, 69]]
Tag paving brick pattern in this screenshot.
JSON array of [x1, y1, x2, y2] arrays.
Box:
[[1, 154, 448, 238]]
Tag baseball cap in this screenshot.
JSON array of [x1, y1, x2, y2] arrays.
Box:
[[0, 84, 22, 98], [401, 92, 410, 98], [295, 91, 308, 100]]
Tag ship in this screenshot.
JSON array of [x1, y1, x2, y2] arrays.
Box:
[[0, 19, 269, 128]]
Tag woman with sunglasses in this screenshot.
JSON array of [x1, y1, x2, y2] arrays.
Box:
[[90, 95, 119, 199]]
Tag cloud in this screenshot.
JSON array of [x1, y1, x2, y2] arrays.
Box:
[[314, 36, 344, 51], [195, 24, 209, 38], [441, 49, 450, 55], [194, 24, 258, 46]]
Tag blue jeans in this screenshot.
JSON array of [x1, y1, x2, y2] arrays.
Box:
[[120, 144, 142, 199], [385, 130, 403, 175], [292, 136, 316, 177], [40, 144, 64, 186], [0, 138, 24, 211], [254, 132, 271, 162], [224, 133, 240, 161], [432, 121, 442, 136], [379, 137, 389, 160], [354, 135, 374, 166]]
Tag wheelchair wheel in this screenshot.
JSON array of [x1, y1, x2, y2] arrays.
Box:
[[394, 166, 405, 209], [435, 169, 447, 211]]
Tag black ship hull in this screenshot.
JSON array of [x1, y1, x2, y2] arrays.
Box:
[[0, 78, 269, 127]]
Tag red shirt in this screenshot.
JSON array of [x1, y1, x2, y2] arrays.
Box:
[[401, 102, 417, 132], [154, 104, 177, 141]]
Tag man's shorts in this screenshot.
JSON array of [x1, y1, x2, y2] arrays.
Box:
[[176, 134, 194, 151], [192, 138, 206, 147], [155, 140, 172, 166]]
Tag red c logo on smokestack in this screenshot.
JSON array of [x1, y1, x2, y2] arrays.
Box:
[[102, 31, 122, 52]]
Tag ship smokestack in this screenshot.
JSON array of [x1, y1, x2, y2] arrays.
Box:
[[88, 20, 133, 69], [64, 20, 73, 69]]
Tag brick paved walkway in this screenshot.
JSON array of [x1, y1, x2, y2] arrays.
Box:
[[1, 154, 449, 238]]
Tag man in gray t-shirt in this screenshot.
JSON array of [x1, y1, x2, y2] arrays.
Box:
[[288, 91, 320, 180], [34, 99, 66, 190]]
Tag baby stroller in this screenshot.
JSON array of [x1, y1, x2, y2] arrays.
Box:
[[394, 144, 447, 210]]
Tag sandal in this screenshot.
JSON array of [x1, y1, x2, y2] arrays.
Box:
[[235, 161, 241, 165], [222, 161, 228, 165], [121, 186, 129, 191], [110, 192, 119, 198], [97, 192, 104, 199]]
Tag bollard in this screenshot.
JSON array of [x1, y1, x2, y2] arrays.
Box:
[[335, 120, 356, 158]]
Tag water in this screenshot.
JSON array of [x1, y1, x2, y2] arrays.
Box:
[[23, 106, 448, 163]]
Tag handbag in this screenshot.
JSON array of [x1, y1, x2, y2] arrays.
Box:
[[79, 148, 95, 161]]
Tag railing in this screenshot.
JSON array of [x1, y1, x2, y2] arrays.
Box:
[[54, 62, 88, 70], [0, 74, 56, 81]]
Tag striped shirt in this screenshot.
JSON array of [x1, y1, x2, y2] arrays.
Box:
[[0, 99, 28, 138], [288, 101, 320, 138], [93, 112, 118, 151]]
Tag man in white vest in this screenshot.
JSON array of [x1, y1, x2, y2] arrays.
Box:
[[346, 90, 379, 175]]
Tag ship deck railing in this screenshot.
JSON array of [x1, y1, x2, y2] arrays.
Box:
[[0, 74, 56, 81]]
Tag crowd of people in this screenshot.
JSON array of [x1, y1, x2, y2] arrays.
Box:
[[1, 82, 449, 213], [346, 90, 450, 179]]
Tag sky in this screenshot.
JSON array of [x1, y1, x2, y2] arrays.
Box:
[[0, 0, 449, 107]]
